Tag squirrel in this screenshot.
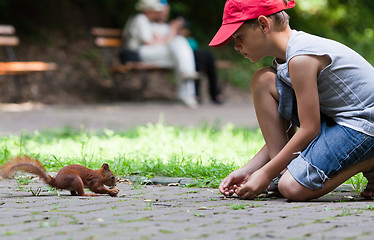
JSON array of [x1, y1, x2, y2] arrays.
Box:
[[0, 155, 119, 197]]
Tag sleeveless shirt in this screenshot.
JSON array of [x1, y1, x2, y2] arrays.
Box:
[[274, 30, 374, 137]]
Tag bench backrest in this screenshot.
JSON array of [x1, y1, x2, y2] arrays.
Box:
[[0, 25, 18, 45], [91, 27, 122, 48], [0, 25, 19, 61], [0, 24, 57, 75], [91, 27, 124, 65]]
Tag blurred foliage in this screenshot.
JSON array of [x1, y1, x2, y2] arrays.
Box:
[[290, 0, 374, 64], [0, 0, 374, 88]]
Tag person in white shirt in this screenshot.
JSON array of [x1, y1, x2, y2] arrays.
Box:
[[122, 0, 198, 108]]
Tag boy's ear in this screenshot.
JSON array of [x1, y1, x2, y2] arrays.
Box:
[[257, 15, 270, 32]]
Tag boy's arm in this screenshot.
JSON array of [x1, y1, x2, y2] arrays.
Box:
[[237, 55, 325, 199], [265, 55, 323, 174]]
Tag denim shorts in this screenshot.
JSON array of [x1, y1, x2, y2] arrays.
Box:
[[276, 75, 374, 190], [287, 116, 374, 190]]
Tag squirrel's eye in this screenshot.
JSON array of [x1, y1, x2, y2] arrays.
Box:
[[111, 176, 115, 179]]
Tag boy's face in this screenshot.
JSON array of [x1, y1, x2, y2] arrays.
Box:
[[232, 22, 267, 62]]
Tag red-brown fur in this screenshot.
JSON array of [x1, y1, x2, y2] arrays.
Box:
[[0, 155, 119, 197]]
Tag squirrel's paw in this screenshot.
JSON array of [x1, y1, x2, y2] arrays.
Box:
[[109, 187, 120, 196]]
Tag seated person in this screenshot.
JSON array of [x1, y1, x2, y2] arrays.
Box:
[[121, 0, 198, 108], [151, 2, 223, 104]]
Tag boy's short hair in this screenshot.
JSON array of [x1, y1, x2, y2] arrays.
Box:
[[269, 11, 290, 31], [244, 11, 290, 31]]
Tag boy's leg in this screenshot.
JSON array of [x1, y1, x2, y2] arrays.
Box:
[[251, 67, 290, 159], [278, 158, 374, 201]]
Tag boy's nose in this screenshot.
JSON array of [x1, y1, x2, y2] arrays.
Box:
[[234, 40, 241, 51]]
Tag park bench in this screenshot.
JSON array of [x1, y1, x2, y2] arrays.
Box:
[[0, 25, 57, 75], [91, 27, 233, 97], [0, 24, 57, 101]]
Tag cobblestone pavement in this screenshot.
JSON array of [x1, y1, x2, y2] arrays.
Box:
[[0, 178, 374, 240], [1, 102, 374, 239]]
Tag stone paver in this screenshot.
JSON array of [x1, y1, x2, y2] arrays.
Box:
[[1, 178, 374, 240]]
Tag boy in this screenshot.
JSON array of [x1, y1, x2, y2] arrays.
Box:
[[209, 0, 374, 201]]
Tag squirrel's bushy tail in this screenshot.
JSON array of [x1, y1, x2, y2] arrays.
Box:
[[0, 155, 55, 187]]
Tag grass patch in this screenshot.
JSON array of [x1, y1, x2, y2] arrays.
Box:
[[345, 172, 367, 194], [229, 202, 247, 210], [0, 122, 368, 190], [0, 123, 263, 188]]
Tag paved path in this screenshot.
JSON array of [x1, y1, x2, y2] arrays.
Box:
[[1, 101, 374, 239], [0, 100, 258, 135], [0, 178, 373, 240]]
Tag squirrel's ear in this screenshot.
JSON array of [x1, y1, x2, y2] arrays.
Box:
[[101, 163, 110, 171]]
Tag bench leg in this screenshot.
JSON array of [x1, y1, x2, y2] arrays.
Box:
[[13, 75, 23, 102], [140, 70, 149, 99]]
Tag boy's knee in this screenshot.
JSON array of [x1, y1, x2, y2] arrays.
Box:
[[278, 172, 311, 201], [251, 67, 276, 92]]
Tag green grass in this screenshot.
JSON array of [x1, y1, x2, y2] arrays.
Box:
[[0, 123, 263, 188], [229, 202, 247, 210], [0, 122, 368, 190], [346, 172, 368, 194]]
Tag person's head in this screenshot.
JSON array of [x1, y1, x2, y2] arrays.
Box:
[[209, 0, 295, 48], [136, 0, 165, 21], [156, 3, 170, 23]]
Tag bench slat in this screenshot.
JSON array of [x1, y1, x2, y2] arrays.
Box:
[[91, 28, 122, 37], [95, 37, 122, 48], [0, 25, 16, 35], [0, 36, 19, 46], [0, 62, 58, 75]]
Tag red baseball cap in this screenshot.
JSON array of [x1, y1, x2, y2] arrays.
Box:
[[209, 0, 295, 47]]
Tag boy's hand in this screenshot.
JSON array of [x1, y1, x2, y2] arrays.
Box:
[[235, 170, 272, 199], [219, 168, 251, 196]]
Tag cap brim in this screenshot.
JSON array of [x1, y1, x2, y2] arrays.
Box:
[[209, 21, 244, 47]]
